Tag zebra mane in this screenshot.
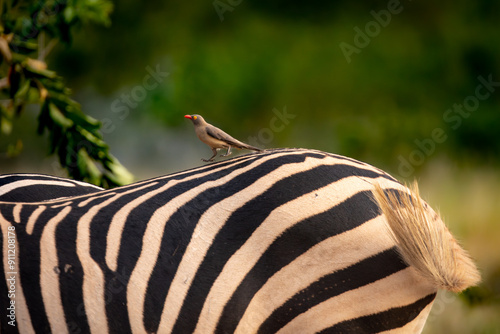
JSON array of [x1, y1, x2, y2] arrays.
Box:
[[372, 182, 481, 293]]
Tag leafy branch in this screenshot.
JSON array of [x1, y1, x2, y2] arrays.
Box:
[[0, 0, 133, 188]]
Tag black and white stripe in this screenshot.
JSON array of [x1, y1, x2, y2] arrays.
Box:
[[0, 174, 103, 202], [0, 149, 437, 333]]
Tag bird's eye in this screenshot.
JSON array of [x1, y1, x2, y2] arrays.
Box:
[[193, 116, 197, 120]]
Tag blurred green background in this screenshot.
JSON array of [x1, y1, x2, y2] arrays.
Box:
[[1, 0, 500, 332]]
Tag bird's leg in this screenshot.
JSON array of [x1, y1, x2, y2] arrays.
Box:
[[202, 148, 218, 162], [220, 146, 232, 157]]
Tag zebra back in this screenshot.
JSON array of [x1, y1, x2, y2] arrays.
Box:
[[0, 149, 479, 333], [0, 174, 103, 202]]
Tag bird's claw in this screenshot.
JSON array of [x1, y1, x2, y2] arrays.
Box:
[[220, 148, 232, 157], [201, 158, 214, 162]]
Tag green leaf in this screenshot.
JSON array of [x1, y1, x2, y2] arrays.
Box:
[[0, 104, 14, 135], [1, 116, 13, 135], [14, 78, 31, 100], [8, 40, 38, 55], [48, 102, 73, 128], [24, 63, 58, 79], [26, 86, 43, 104], [64, 0, 114, 27], [104, 156, 135, 186], [49, 91, 80, 109], [77, 148, 102, 184], [66, 107, 101, 131], [77, 126, 106, 147], [38, 77, 69, 93], [63, 7, 76, 23]]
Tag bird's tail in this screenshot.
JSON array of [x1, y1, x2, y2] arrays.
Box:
[[244, 144, 263, 152], [372, 182, 481, 293], [235, 143, 262, 151]]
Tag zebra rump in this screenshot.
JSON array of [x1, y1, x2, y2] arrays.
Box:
[[0, 148, 479, 334]]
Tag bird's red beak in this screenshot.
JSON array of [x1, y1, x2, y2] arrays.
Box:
[[184, 115, 192, 119]]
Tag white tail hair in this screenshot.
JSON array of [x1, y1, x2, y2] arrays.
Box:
[[372, 181, 481, 293]]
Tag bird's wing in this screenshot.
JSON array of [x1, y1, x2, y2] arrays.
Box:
[[205, 125, 245, 148]]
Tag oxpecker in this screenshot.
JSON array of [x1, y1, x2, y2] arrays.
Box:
[[185, 114, 262, 162]]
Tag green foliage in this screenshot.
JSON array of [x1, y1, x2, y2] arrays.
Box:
[[0, 0, 133, 187]]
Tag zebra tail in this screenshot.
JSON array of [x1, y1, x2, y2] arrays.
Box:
[[372, 181, 481, 293]]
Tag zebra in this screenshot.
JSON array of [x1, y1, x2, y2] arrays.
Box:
[[0, 174, 103, 202], [0, 148, 480, 333]]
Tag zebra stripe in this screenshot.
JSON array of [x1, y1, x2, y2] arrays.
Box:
[[0, 174, 103, 202], [0, 148, 477, 333], [0, 213, 36, 334]]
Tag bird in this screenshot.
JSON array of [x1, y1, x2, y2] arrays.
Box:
[[184, 114, 262, 162]]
